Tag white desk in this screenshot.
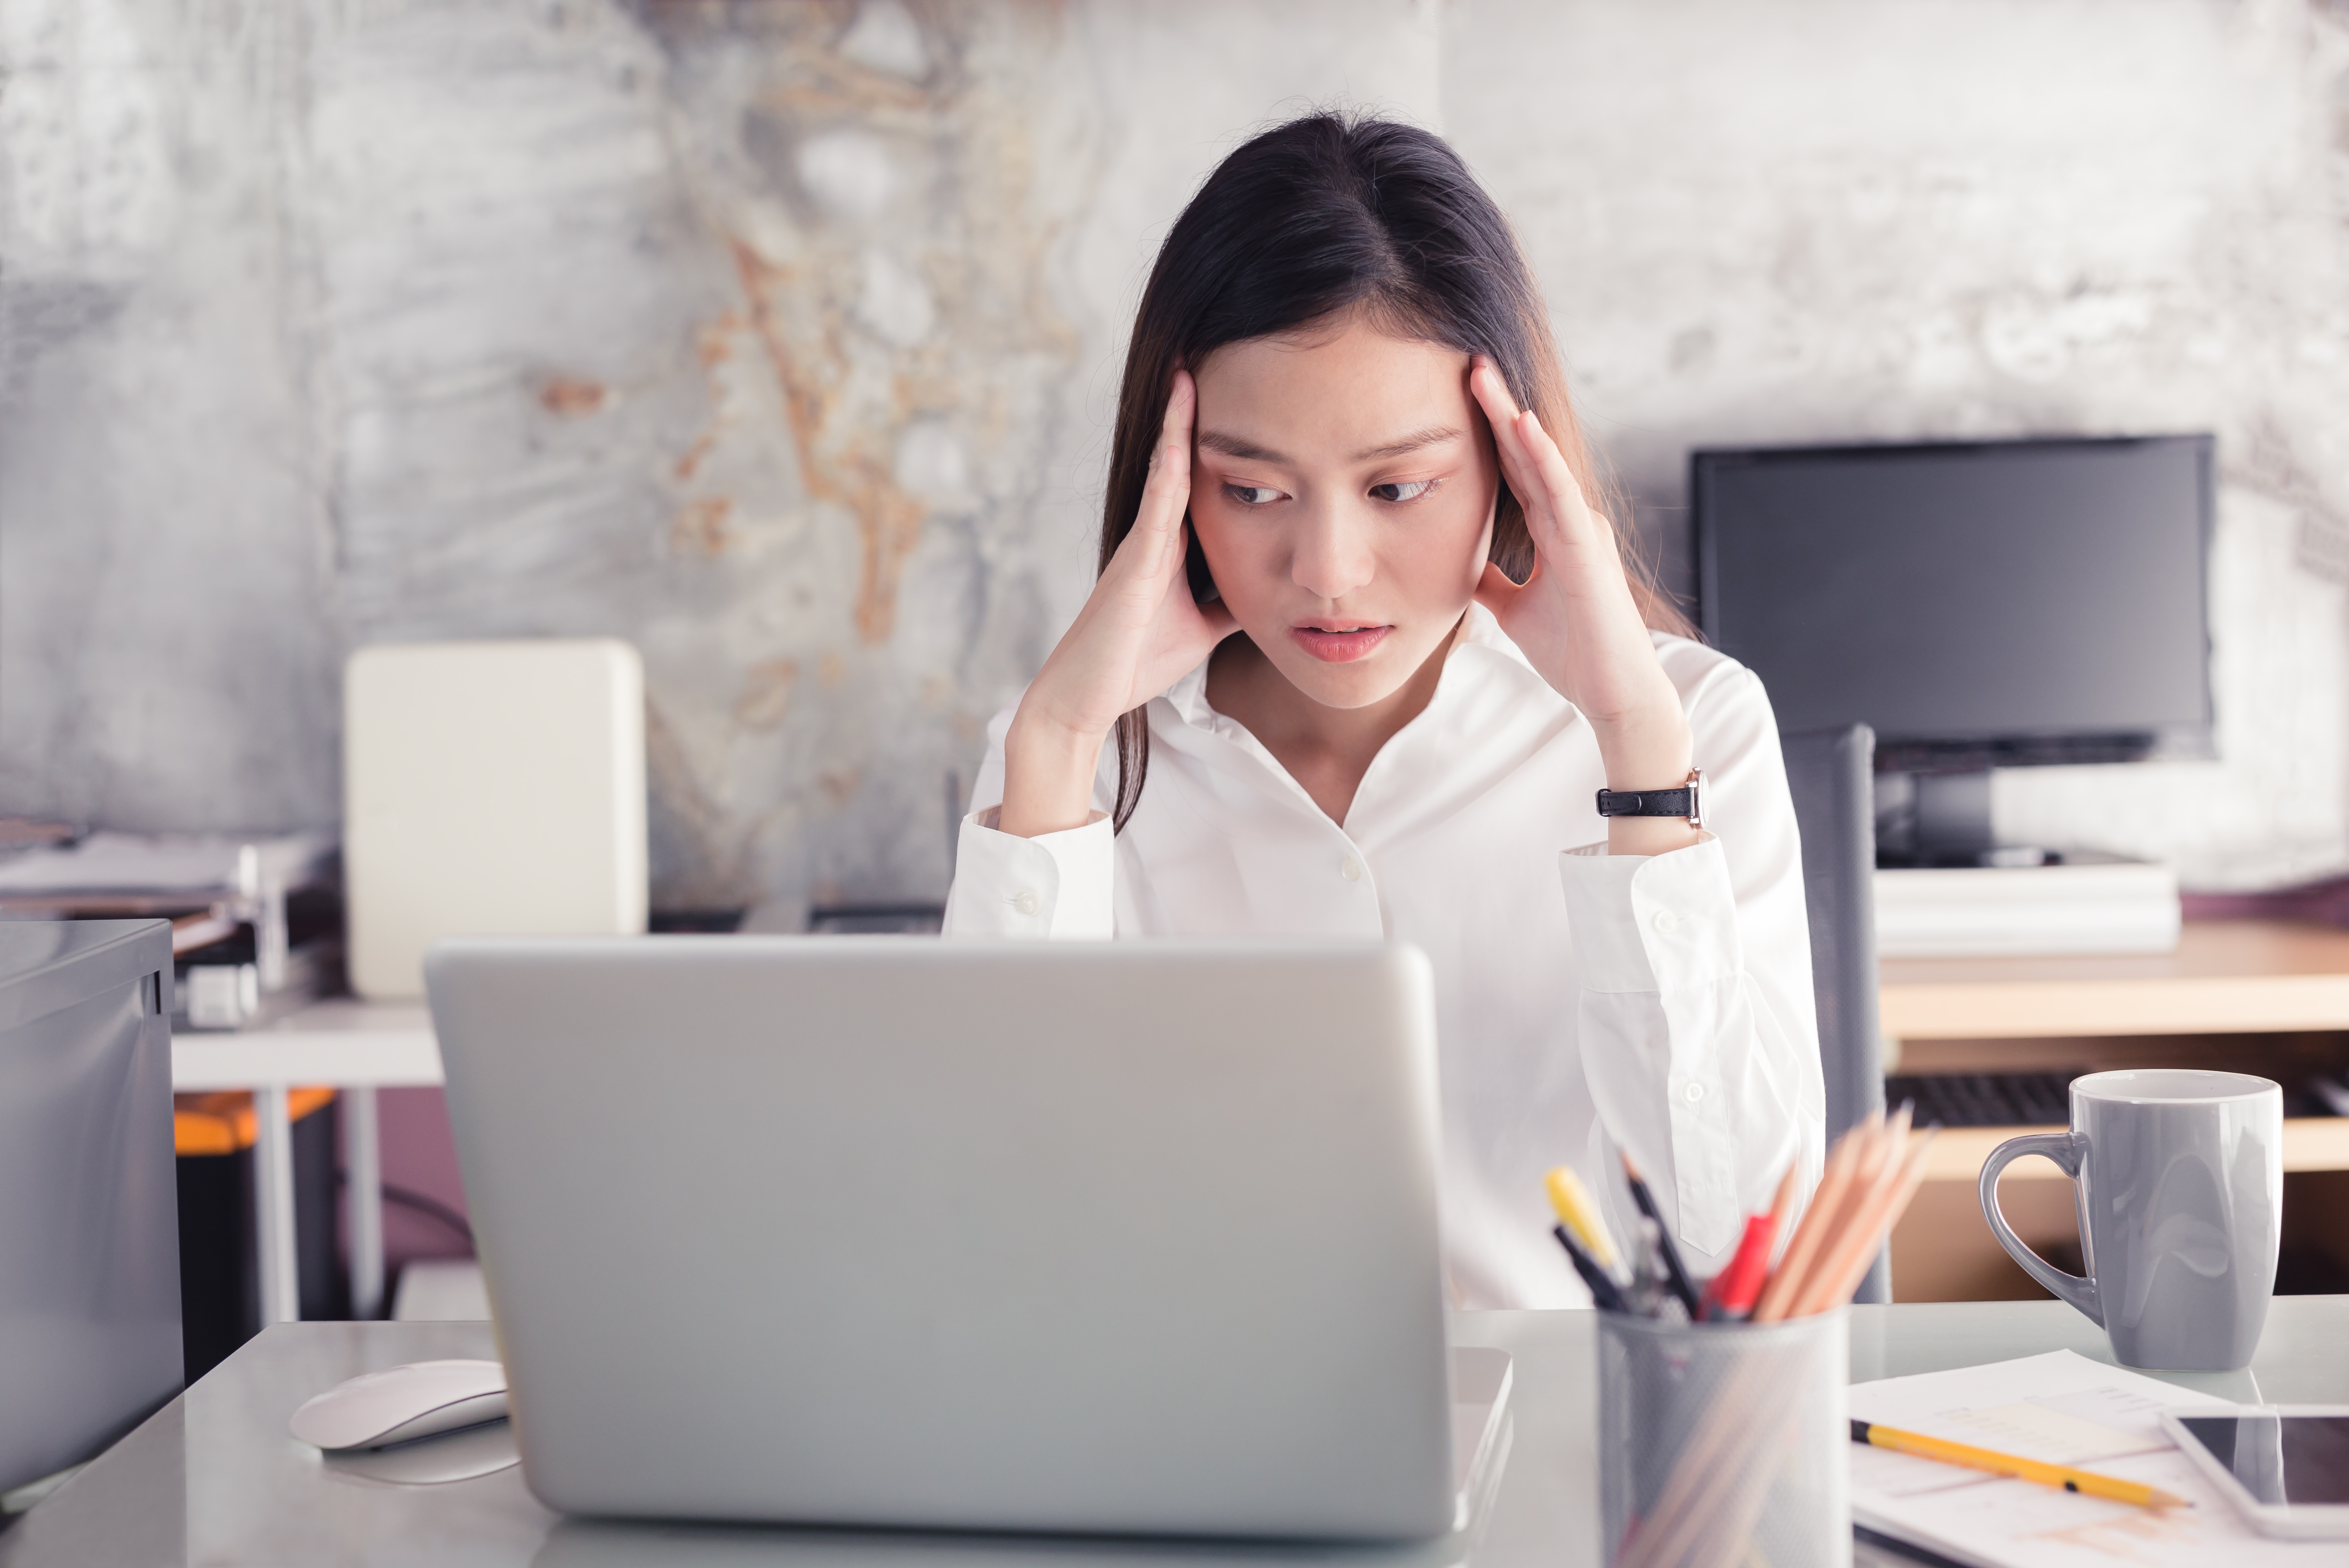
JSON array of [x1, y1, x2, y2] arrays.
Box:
[[171, 1001, 443, 1325], [4, 1299, 2345, 1567]]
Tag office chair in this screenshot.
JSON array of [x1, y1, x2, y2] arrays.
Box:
[[1779, 723, 1891, 1304]]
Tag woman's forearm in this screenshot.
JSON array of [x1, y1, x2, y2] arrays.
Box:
[[997, 710, 1107, 839], [1593, 705, 1701, 858]]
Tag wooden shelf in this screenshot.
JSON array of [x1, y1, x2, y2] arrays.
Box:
[[1920, 1117, 2349, 1183], [1880, 918, 2349, 1040]]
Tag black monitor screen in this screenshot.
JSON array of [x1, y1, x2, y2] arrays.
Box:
[[1694, 436, 2213, 766]]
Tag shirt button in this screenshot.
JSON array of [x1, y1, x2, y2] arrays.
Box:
[[1651, 909, 1680, 935], [1683, 1081, 1706, 1104], [1340, 857, 1364, 882], [1012, 889, 1041, 916]]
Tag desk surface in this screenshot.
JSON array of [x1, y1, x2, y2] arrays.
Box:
[[197, 918, 2349, 1065], [171, 999, 442, 1092], [1880, 917, 2349, 1039], [6, 1299, 2343, 1568]]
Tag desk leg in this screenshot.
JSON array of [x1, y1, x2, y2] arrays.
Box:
[[346, 1087, 384, 1320], [253, 1085, 301, 1325]]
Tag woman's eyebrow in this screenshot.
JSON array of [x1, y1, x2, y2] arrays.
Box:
[[1355, 426, 1462, 461], [1195, 430, 1288, 463], [1196, 427, 1463, 463]]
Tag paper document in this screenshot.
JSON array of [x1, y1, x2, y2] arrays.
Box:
[[1851, 1350, 2334, 1565]]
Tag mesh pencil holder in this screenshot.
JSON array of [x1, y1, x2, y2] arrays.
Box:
[[1597, 1309, 1850, 1568]]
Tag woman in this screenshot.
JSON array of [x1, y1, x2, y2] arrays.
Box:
[[944, 113, 1823, 1309]]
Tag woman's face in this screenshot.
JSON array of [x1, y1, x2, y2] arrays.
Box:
[[1188, 315, 1498, 711]]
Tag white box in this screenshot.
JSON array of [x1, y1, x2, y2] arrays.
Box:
[[345, 640, 647, 999], [1874, 856, 2181, 958]]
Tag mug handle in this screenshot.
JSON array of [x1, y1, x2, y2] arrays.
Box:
[[1978, 1132, 2102, 1327]]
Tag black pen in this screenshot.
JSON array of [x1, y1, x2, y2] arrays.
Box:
[[1553, 1224, 1628, 1312], [1620, 1152, 1700, 1317]]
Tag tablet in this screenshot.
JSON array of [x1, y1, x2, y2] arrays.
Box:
[[2159, 1406, 2349, 1539]]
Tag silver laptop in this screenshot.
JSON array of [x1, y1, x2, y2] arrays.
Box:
[[426, 937, 1490, 1541]]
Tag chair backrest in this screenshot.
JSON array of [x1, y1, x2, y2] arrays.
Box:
[[1778, 724, 1890, 1303]]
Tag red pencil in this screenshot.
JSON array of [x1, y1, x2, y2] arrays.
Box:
[[1700, 1212, 1779, 1321]]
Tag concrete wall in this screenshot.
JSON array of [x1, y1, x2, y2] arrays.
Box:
[[4, 0, 2347, 901], [1447, 0, 2349, 888]]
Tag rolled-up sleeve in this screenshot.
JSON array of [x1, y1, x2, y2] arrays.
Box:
[[1557, 665, 1826, 1264]]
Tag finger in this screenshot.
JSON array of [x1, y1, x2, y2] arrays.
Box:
[[1118, 371, 1197, 582], [1468, 361, 1551, 521], [1510, 406, 1612, 559], [1144, 372, 1197, 562], [1468, 356, 1523, 426], [1468, 357, 1595, 542]]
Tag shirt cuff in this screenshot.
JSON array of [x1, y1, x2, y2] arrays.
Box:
[[1556, 832, 1737, 993], [942, 808, 1115, 938]]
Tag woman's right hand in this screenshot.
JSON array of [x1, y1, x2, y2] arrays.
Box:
[[998, 370, 1236, 838]]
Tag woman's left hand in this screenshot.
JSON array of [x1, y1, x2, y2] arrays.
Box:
[[1468, 358, 1697, 851]]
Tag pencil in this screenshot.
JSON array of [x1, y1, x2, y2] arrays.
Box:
[[1700, 1211, 1778, 1321], [1753, 1127, 1860, 1321], [1764, 1157, 1802, 1262], [1811, 1127, 1936, 1313], [1776, 1109, 1893, 1315], [1849, 1419, 2191, 1510], [1792, 1107, 1916, 1316]]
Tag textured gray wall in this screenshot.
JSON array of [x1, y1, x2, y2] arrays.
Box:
[[4, 0, 2347, 903], [1448, 0, 2349, 889]]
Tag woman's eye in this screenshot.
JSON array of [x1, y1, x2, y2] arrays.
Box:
[[1224, 484, 1283, 507], [1370, 479, 1437, 504]]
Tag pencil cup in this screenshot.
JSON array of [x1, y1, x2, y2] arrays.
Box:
[[1597, 1309, 1849, 1568]]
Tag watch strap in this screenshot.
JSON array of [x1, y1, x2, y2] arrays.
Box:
[[1594, 770, 1704, 826]]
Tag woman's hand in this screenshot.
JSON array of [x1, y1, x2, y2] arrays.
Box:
[[999, 371, 1238, 838], [1468, 358, 1697, 855]]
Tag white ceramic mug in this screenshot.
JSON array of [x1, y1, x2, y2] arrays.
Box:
[[1978, 1068, 2282, 1372]]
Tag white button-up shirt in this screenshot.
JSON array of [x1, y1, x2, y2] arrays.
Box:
[[944, 604, 1826, 1308]]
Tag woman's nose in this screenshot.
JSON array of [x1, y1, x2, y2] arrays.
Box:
[[1290, 498, 1376, 601]]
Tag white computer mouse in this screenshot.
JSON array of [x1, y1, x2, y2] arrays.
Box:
[[288, 1359, 510, 1451]]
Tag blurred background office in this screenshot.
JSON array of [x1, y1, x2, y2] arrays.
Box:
[[4, 0, 2349, 1312]]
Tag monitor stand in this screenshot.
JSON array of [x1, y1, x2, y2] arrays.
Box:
[[1881, 769, 2057, 869]]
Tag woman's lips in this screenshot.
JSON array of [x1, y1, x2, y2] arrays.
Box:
[[1289, 623, 1393, 663]]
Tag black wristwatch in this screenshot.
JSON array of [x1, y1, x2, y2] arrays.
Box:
[[1595, 769, 1703, 828]]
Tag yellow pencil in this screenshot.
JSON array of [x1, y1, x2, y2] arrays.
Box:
[[1849, 1419, 2191, 1510], [1543, 1165, 1622, 1277]]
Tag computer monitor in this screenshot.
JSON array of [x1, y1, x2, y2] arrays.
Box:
[[1693, 434, 2214, 863]]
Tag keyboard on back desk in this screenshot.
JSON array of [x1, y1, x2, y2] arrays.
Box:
[[1884, 1072, 2078, 1127], [1889, 1070, 2349, 1124]]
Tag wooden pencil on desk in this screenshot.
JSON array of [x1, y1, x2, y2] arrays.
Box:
[[1850, 1419, 2192, 1510]]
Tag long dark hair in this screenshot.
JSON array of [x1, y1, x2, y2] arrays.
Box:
[[1101, 112, 1690, 831]]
